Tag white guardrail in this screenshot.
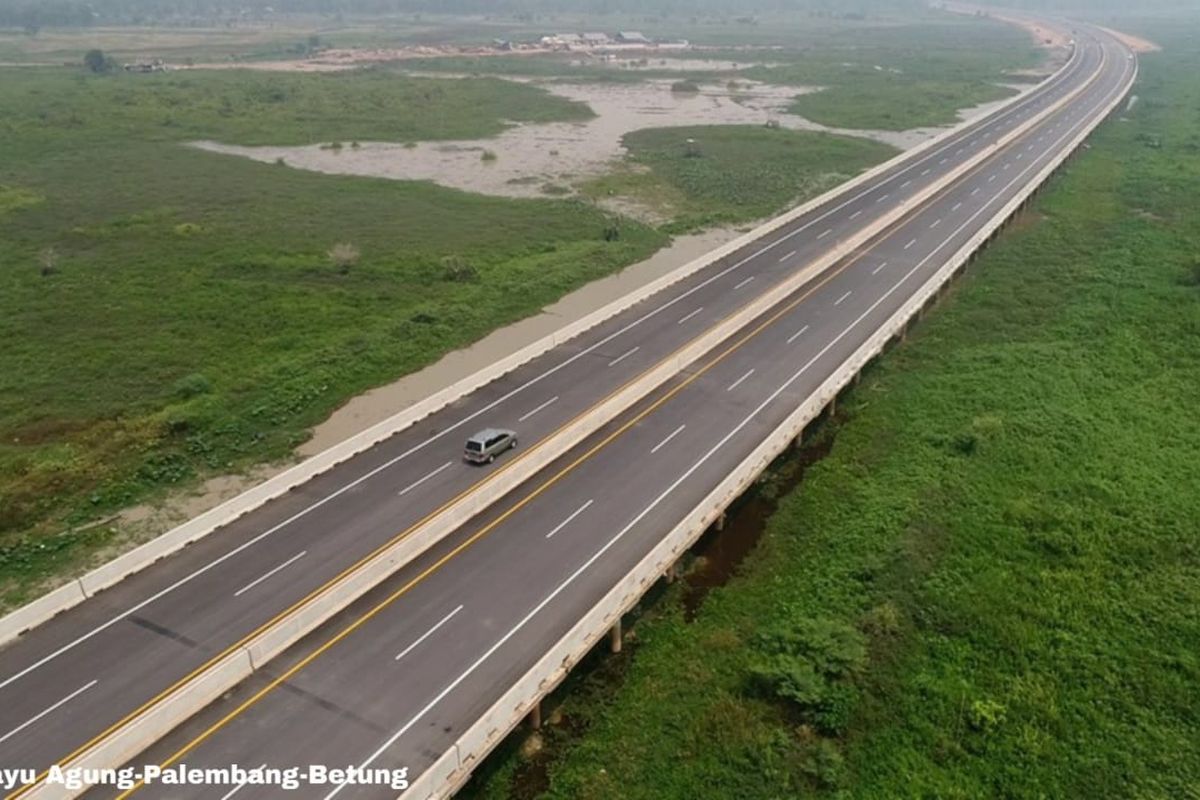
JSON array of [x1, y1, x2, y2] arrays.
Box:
[[406, 42, 1136, 800], [0, 42, 1081, 650]]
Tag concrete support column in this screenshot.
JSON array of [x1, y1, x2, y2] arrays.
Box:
[[528, 700, 542, 730], [715, 512, 727, 532], [829, 395, 837, 417], [665, 560, 677, 584], [610, 619, 623, 654]]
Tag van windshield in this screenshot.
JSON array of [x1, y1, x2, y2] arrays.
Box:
[[466, 440, 483, 452]]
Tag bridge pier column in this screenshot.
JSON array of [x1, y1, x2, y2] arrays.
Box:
[[528, 700, 542, 730], [610, 619, 623, 654], [714, 512, 727, 532]]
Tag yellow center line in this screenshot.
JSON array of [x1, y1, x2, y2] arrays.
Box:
[[114, 215, 892, 799]]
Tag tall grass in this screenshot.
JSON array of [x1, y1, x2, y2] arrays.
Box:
[[0, 67, 654, 606]]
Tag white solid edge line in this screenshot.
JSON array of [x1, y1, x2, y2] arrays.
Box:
[[607, 346, 640, 367], [0, 680, 98, 746], [396, 462, 453, 498], [544, 500, 596, 540], [0, 41, 1096, 690], [233, 551, 308, 598], [394, 605, 464, 662], [323, 50, 1134, 799]]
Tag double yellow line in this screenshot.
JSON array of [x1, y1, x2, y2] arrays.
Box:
[[9, 41, 1106, 800]]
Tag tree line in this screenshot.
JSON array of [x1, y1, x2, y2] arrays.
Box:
[[0, 0, 928, 30]]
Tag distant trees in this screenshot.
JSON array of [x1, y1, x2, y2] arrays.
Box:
[[83, 49, 113, 73]]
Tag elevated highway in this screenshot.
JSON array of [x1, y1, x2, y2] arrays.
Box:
[[0, 18, 1135, 800]]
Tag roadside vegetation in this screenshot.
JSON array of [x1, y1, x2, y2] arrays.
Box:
[[582, 126, 897, 232], [463, 19, 1200, 800], [0, 67, 653, 607]]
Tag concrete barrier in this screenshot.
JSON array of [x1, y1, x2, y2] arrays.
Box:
[[13, 41, 1115, 800], [0, 41, 1082, 648], [407, 41, 1135, 800]]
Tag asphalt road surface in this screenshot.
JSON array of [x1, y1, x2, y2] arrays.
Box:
[[0, 20, 1134, 800]]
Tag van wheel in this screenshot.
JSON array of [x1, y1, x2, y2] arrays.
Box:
[[488, 454, 496, 464]]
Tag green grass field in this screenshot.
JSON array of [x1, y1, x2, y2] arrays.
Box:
[[0, 59, 902, 609], [461, 19, 1200, 800], [745, 19, 1039, 130], [0, 68, 655, 606], [582, 126, 897, 232]]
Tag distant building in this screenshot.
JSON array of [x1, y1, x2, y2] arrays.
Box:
[[581, 32, 610, 46], [123, 58, 167, 73], [616, 31, 651, 44]]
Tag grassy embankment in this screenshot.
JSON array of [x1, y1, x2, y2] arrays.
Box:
[[463, 21, 1200, 800], [0, 68, 656, 606]]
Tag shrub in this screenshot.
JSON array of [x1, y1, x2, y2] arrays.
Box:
[[968, 699, 1007, 733], [441, 254, 478, 282], [748, 617, 867, 735], [83, 49, 113, 74], [481, 149, 498, 162], [327, 242, 360, 274], [37, 246, 60, 277], [172, 373, 212, 399], [671, 79, 701, 93]]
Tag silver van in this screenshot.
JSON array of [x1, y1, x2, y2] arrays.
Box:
[[464, 428, 517, 464]]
